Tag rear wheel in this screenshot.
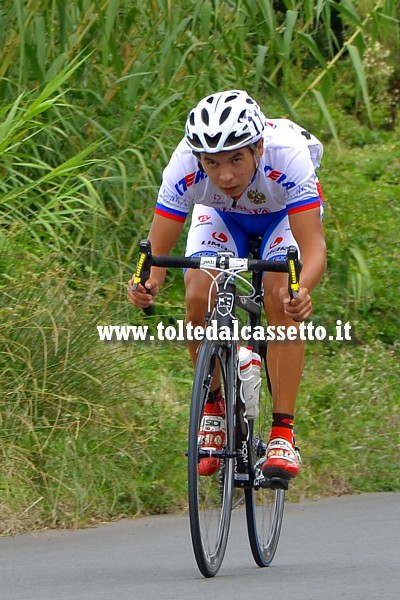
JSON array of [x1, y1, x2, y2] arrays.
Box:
[[188, 339, 236, 577], [245, 359, 285, 566]]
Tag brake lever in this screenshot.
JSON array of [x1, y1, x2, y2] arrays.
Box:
[[286, 245, 302, 300], [132, 239, 155, 316]]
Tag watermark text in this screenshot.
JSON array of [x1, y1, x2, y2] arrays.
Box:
[[97, 319, 352, 343]]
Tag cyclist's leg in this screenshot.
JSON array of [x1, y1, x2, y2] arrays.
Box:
[[263, 270, 304, 422], [184, 204, 248, 368], [184, 206, 249, 476], [261, 213, 303, 478]]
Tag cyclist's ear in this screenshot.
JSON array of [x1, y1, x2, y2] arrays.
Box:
[[192, 151, 204, 172]]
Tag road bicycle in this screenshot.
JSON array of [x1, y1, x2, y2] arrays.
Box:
[[133, 238, 301, 577]]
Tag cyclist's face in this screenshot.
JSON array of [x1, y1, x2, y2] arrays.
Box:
[[200, 140, 263, 198]]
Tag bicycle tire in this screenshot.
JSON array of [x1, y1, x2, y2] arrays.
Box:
[[245, 358, 285, 567], [188, 338, 236, 577]]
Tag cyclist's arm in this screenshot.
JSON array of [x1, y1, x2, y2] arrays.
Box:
[[127, 213, 185, 309], [290, 207, 326, 292], [283, 207, 326, 320], [147, 213, 186, 287]]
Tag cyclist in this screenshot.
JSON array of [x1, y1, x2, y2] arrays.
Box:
[[127, 90, 326, 482]]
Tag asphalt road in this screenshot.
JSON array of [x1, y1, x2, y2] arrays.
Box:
[[1, 493, 399, 600]]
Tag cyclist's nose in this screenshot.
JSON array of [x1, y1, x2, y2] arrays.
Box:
[[218, 166, 234, 183]]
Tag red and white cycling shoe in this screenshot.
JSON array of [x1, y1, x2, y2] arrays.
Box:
[[198, 392, 226, 477], [262, 438, 301, 481]]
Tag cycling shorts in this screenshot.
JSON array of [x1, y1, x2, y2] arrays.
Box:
[[185, 205, 297, 261]]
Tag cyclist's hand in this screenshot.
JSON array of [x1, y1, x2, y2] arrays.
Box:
[[279, 286, 312, 322], [127, 275, 159, 309]]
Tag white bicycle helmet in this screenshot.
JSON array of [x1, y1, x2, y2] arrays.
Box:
[[185, 90, 267, 153]]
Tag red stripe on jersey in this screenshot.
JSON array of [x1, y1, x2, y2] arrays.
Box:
[[316, 181, 324, 201], [288, 200, 321, 215], [154, 207, 187, 223]]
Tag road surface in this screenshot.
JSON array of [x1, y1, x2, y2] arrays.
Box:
[[1, 493, 399, 599]]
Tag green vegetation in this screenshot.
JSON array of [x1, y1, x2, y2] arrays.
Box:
[[0, 0, 399, 533]]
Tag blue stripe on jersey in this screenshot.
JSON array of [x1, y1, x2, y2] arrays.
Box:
[[155, 202, 187, 221], [287, 196, 321, 212]]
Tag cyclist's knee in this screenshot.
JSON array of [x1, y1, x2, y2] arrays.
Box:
[[263, 274, 288, 324], [185, 271, 211, 325]]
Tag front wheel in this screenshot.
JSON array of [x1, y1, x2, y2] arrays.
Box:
[[187, 339, 235, 577]]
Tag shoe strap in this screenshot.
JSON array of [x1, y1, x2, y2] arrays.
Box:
[[268, 438, 295, 453]]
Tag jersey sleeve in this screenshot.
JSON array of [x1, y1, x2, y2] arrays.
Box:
[[284, 147, 324, 215], [154, 139, 196, 223]]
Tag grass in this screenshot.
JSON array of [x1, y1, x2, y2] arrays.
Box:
[[295, 341, 400, 500], [0, 254, 192, 532]]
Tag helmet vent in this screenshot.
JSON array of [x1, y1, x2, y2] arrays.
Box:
[[225, 94, 238, 103], [188, 133, 203, 149], [204, 132, 222, 149], [219, 107, 231, 125], [201, 108, 210, 126], [224, 132, 250, 147]]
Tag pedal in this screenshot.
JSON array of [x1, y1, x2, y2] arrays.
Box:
[[262, 476, 289, 491], [198, 449, 225, 459], [234, 478, 252, 489]]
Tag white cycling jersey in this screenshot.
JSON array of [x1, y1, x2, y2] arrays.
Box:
[[155, 119, 324, 223]]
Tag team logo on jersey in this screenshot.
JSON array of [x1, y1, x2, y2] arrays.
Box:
[[270, 236, 284, 249], [198, 215, 211, 223], [264, 165, 296, 190], [175, 169, 207, 196], [212, 232, 228, 243], [247, 189, 266, 204], [201, 232, 229, 250]]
